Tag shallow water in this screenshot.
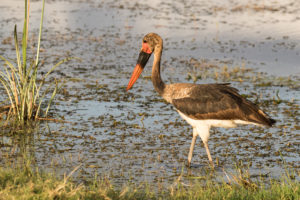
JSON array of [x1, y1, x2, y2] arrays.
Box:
[[0, 0, 299, 186]]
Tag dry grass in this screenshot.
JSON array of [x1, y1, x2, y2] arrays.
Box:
[[0, 160, 298, 200]]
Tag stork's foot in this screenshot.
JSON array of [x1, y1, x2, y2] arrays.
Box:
[[185, 161, 192, 168]]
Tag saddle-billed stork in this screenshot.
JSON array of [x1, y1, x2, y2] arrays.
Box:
[[126, 33, 276, 167]]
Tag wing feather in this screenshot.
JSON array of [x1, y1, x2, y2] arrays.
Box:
[[171, 84, 268, 124]]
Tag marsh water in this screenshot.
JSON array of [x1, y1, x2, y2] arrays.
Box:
[[0, 0, 299, 186]]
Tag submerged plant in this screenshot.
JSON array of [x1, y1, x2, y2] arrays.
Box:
[[0, 0, 78, 126]]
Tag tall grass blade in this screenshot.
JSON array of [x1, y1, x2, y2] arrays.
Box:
[[0, 77, 15, 118], [35, 0, 45, 67], [35, 57, 80, 104], [43, 57, 81, 81], [11, 71, 19, 108], [22, 0, 28, 75], [0, 56, 18, 74], [3, 68, 18, 113], [45, 79, 66, 117], [14, 25, 22, 79]]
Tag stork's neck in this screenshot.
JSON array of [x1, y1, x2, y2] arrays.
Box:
[[152, 45, 166, 95]]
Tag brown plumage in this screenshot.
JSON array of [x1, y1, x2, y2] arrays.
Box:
[[127, 33, 276, 167], [170, 83, 275, 126]]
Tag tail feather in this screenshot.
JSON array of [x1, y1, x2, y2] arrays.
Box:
[[268, 118, 276, 126], [257, 109, 276, 127]]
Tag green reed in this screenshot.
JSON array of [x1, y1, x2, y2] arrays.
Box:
[[0, 0, 78, 126]]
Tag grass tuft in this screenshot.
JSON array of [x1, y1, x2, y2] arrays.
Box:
[[0, 0, 80, 127]]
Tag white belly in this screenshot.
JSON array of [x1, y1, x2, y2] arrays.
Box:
[[177, 110, 259, 143], [177, 110, 259, 128]]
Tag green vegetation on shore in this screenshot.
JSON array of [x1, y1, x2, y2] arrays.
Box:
[[0, 163, 298, 200]]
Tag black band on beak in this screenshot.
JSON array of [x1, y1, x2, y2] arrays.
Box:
[[137, 51, 151, 69]]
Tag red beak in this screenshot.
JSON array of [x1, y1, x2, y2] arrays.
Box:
[[126, 51, 151, 91], [126, 64, 144, 91]]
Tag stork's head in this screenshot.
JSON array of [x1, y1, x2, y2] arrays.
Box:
[[126, 33, 162, 91]]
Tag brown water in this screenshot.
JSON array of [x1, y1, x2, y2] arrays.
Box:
[[0, 0, 299, 186]]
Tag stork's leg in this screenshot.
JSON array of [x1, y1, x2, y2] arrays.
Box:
[[203, 141, 214, 168], [196, 124, 214, 168], [187, 134, 197, 167]]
